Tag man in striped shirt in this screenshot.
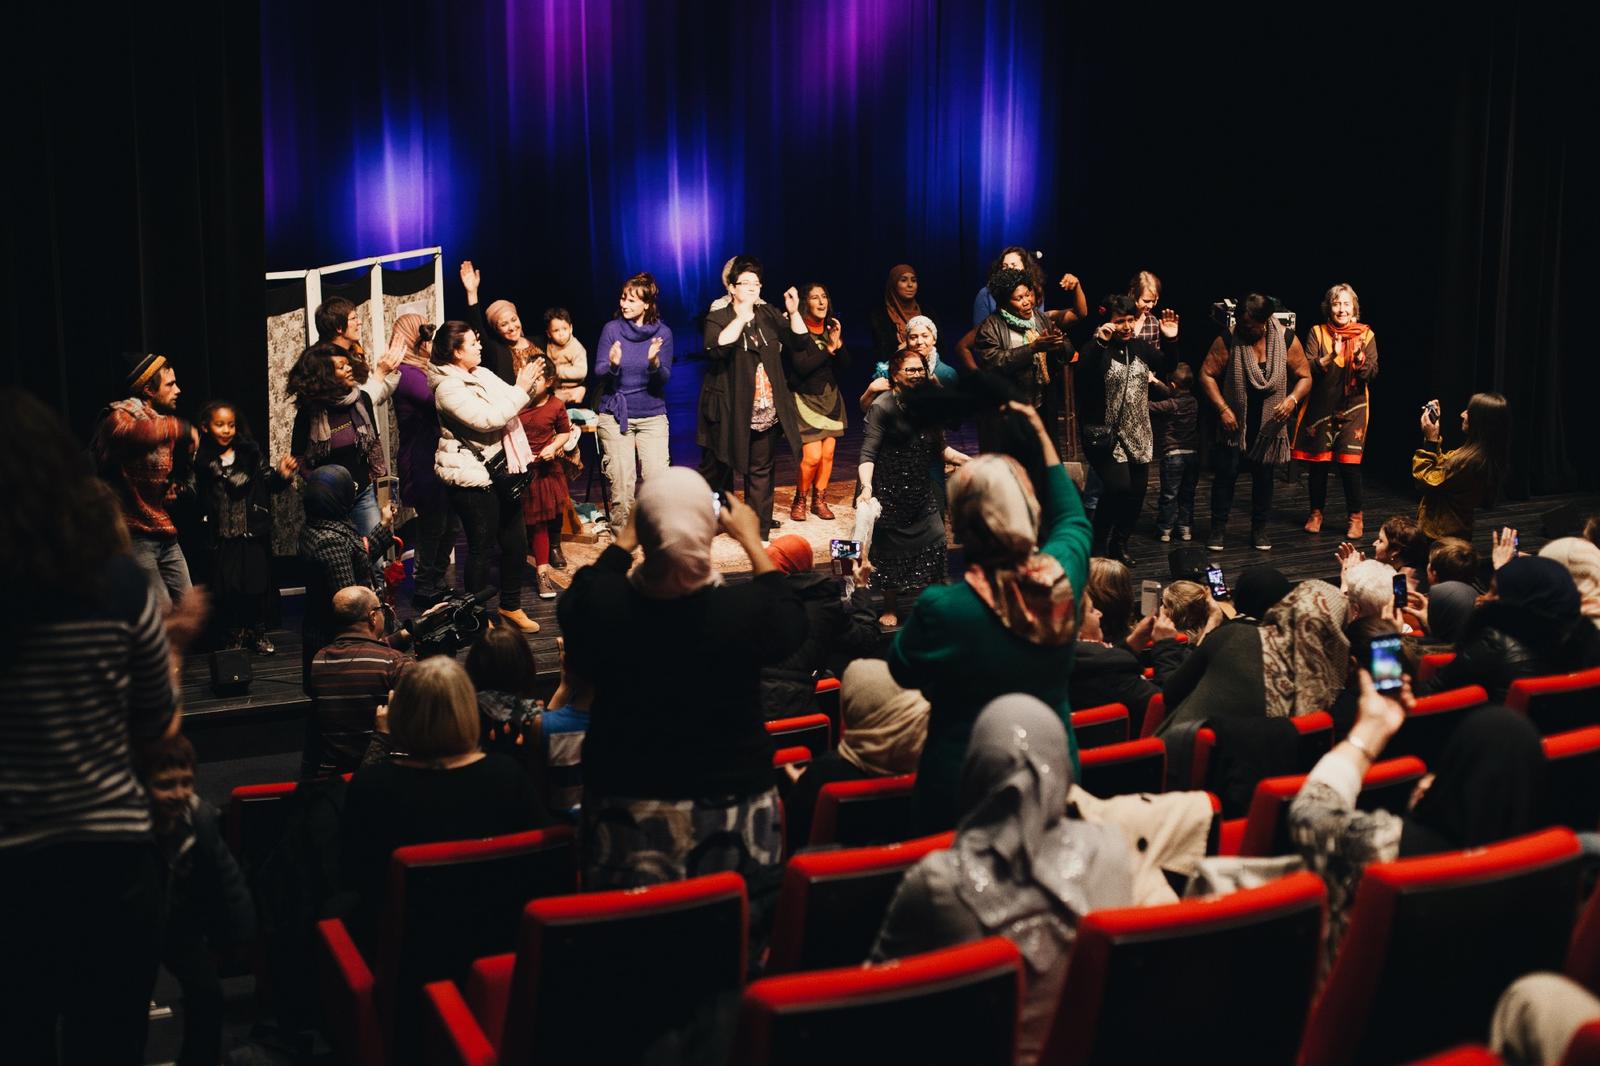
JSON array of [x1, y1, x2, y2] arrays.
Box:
[[306, 586, 411, 773]]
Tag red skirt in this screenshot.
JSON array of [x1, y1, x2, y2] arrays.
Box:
[[521, 460, 571, 524]]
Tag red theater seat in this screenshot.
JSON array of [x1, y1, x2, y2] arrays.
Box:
[[1299, 827, 1583, 1066], [1040, 871, 1326, 1065], [1234, 756, 1428, 858], [1139, 692, 1166, 738], [1544, 727, 1600, 832], [1078, 737, 1165, 798], [421, 872, 748, 1066], [226, 779, 299, 869], [767, 831, 954, 975], [1418, 652, 1457, 685], [1386, 685, 1489, 766], [316, 826, 577, 1066], [814, 675, 841, 737], [1188, 710, 1334, 794], [765, 713, 833, 759], [1508, 668, 1600, 735], [1071, 703, 1131, 749], [808, 773, 917, 847], [771, 745, 811, 770], [1565, 869, 1600, 997], [733, 938, 1022, 1066]]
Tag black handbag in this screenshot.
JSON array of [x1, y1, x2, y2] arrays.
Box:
[[481, 445, 531, 502], [1081, 346, 1132, 461]]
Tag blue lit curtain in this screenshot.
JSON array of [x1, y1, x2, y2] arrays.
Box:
[[262, 0, 1066, 344]]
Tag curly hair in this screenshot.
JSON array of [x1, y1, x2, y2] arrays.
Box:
[[286, 343, 351, 408], [986, 266, 1033, 310]]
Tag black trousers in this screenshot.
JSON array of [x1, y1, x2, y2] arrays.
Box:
[[163, 936, 224, 1066], [699, 425, 781, 537], [449, 485, 527, 610], [1211, 447, 1276, 532], [1090, 457, 1150, 551], [410, 501, 460, 600], [1, 841, 164, 1064], [1307, 463, 1364, 515]]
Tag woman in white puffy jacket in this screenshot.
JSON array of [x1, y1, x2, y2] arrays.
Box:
[[430, 320, 542, 631]]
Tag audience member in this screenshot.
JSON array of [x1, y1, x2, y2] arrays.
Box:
[[1290, 674, 1544, 972], [306, 586, 410, 774], [1414, 391, 1511, 539], [872, 695, 1132, 1066], [340, 656, 547, 948], [297, 464, 396, 684], [1160, 579, 1214, 643], [540, 636, 592, 813], [430, 319, 542, 632], [1427, 537, 1480, 588], [139, 734, 255, 1066], [1327, 615, 1407, 733], [1541, 536, 1600, 628], [1344, 558, 1404, 621], [1070, 558, 1186, 713], [1230, 564, 1292, 623], [91, 351, 196, 610], [785, 659, 930, 854], [759, 535, 880, 720], [1419, 555, 1600, 700], [557, 468, 806, 894], [891, 401, 1091, 833], [1490, 972, 1600, 1066], [593, 272, 674, 533], [1, 387, 189, 1062], [1420, 580, 1480, 648]]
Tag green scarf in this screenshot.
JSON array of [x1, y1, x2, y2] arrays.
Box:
[[998, 307, 1038, 333]]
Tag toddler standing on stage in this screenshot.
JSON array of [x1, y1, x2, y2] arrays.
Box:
[[1149, 363, 1200, 543]]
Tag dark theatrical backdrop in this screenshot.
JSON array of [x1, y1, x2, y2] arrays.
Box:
[[4, 3, 1593, 495]]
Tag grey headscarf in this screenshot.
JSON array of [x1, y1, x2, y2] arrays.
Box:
[[951, 695, 1133, 972], [1427, 581, 1480, 645]]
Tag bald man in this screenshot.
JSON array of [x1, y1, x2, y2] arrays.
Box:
[[305, 586, 411, 774]]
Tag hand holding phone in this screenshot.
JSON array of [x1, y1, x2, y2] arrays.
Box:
[[1368, 635, 1406, 696], [1204, 566, 1230, 601], [1392, 573, 1409, 612]]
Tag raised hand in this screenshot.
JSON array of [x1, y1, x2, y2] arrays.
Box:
[[647, 336, 663, 365], [1095, 322, 1116, 343], [1420, 399, 1442, 442], [824, 318, 843, 351], [1058, 273, 1079, 292], [1159, 308, 1180, 339], [718, 490, 763, 547], [459, 260, 481, 296], [609, 340, 623, 367], [1492, 527, 1519, 570], [1335, 541, 1365, 571], [1152, 606, 1180, 642], [783, 286, 800, 315], [515, 361, 540, 393]]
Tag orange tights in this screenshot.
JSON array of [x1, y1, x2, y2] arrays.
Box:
[[797, 437, 836, 497]]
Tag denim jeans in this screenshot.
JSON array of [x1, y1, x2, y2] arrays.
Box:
[[1210, 447, 1276, 533], [129, 533, 192, 612], [596, 413, 670, 531], [1082, 463, 1104, 514], [1157, 452, 1200, 532], [350, 481, 381, 538]]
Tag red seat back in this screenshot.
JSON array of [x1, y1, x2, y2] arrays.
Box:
[[226, 779, 299, 868], [1071, 703, 1131, 750], [767, 831, 955, 974], [1078, 738, 1165, 798], [1189, 711, 1334, 796], [809, 773, 917, 847], [497, 872, 749, 1065], [734, 938, 1023, 1066], [814, 675, 842, 739], [1507, 668, 1600, 735], [1387, 685, 1489, 765], [1544, 727, 1600, 832], [1237, 757, 1427, 859], [1139, 692, 1166, 738], [1301, 828, 1582, 1066], [1042, 871, 1326, 1066], [1418, 652, 1457, 684], [765, 713, 834, 759]]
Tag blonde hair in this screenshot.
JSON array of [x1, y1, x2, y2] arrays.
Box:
[[388, 656, 480, 760], [1162, 580, 1210, 640]]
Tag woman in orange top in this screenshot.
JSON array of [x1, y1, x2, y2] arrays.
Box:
[[1293, 284, 1378, 539]]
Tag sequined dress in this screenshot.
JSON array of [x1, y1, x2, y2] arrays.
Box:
[[862, 391, 948, 592]]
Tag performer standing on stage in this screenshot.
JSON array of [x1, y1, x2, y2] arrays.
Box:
[[1294, 283, 1378, 539], [786, 282, 849, 522], [698, 255, 808, 541]]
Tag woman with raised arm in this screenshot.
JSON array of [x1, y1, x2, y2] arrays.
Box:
[[786, 282, 850, 521], [458, 259, 541, 382], [972, 267, 1073, 453]]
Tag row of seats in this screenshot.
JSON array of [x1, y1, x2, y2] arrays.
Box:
[[386, 824, 1597, 1065]]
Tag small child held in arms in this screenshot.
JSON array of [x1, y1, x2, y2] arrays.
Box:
[[1149, 362, 1199, 542], [194, 400, 296, 652]]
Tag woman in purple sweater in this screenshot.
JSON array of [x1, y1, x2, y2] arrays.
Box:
[[388, 315, 458, 610], [593, 272, 673, 532]]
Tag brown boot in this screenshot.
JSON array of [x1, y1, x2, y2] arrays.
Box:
[[790, 490, 809, 522], [1304, 509, 1323, 534], [811, 486, 835, 521], [1346, 512, 1364, 540]]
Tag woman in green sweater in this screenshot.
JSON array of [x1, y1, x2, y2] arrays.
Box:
[[889, 401, 1093, 832]]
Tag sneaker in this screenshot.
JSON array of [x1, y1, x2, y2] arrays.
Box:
[[252, 631, 276, 655], [1178, 527, 1193, 541], [1158, 529, 1172, 543], [537, 570, 557, 600], [1207, 530, 1225, 551], [1252, 527, 1273, 551]]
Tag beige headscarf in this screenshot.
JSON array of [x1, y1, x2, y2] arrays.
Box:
[[1259, 580, 1350, 719], [1541, 537, 1600, 626], [948, 455, 1077, 646], [388, 313, 427, 368], [628, 467, 724, 599], [837, 660, 929, 776]]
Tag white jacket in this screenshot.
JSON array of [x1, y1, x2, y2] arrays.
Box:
[[430, 363, 531, 489]]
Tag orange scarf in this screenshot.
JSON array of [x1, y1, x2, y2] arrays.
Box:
[[1324, 321, 1370, 395]]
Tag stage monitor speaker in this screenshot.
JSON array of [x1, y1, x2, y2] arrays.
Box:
[[209, 649, 253, 696], [1169, 546, 1209, 583]]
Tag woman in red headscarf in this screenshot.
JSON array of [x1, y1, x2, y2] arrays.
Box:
[[1293, 283, 1378, 539]]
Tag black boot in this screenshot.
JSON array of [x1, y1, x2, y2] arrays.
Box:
[[1107, 530, 1136, 569]]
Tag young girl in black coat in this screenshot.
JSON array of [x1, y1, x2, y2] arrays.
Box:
[[194, 401, 296, 652]]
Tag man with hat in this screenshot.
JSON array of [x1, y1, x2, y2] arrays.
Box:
[[92, 352, 197, 610]]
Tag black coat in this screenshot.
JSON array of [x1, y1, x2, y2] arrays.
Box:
[[1419, 602, 1600, 702], [1068, 638, 1188, 715], [699, 303, 805, 469], [760, 572, 882, 719], [193, 437, 287, 546]]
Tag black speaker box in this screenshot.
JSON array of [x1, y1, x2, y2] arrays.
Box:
[[209, 649, 253, 696], [1168, 546, 1210, 583]]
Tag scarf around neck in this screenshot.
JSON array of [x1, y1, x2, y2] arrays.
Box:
[[1223, 318, 1289, 463]]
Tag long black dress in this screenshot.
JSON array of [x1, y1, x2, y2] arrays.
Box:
[[862, 390, 947, 592]]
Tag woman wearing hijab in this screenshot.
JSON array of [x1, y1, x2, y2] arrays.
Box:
[[388, 315, 458, 610], [873, 695, 1133, 1066], [556, 467, 807, 893], [784, 659, 930, 853], [459, 259, 541, 382], [1420, 580, 1479, 649], [890, 401, 1092, 833], [758, 534, 881, 721], [296, 464, 396, 686], [1419, 555, 1600, 700], [869, 263, 923, 366], [1541, 536, 1600, 628], [1290, 671, 1546, 972]]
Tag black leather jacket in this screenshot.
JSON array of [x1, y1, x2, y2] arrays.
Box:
[[1419, 602, 1600, 702]]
